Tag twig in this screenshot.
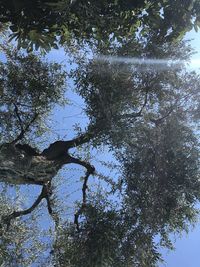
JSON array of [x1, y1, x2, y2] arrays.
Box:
[[138, 89, 149, 116]]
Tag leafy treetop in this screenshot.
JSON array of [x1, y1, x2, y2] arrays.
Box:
[[1, 0, 200, 51]]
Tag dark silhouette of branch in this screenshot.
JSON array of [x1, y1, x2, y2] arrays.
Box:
[[74, 169, 92, 232], [137, 89, 149, 116], [120, 89, 149, 122], [13, 103, 24, 133], [149, 104, 177, 126], [2, 181, 53, 229], [12, 110, 39, 144], [68, 157, 95, 232], [41, 131, 95, 160]]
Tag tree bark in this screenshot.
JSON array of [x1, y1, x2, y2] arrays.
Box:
[[0, 132, 95, 226], [0, 131, 94, 185]]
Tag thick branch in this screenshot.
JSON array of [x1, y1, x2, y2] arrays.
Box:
[[41, 131, 95, 160]]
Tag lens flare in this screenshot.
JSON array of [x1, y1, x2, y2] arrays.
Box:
[[96, 55, 200, 71]]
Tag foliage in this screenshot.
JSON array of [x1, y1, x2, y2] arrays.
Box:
[[0, 45, 67, 143], [72, 40, 198, 146], [0, 190, 45, 266], [1, 3, 200, 266], [53, 192, 166, 267], [1, 0, 200, 51], [121, 117, 200, 232], [56, 39, 200, 266]]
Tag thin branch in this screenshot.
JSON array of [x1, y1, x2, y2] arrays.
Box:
[[2, 181, 53, 229], [63, 156, 95, 232], [149, 98, 179, 126], [13, 103, 24, 133], [74, 168, 92, 232], [150, 108, 174, 125], [11, 112, 39, 144], [136, 89, 149, 116], [120, 89, 149, 122]]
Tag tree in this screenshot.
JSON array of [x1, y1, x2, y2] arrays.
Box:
[[0, 37, 200, 266], [1, 0, 200, 51]]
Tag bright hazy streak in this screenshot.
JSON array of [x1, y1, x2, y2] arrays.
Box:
[[96, 55, 200, 70]]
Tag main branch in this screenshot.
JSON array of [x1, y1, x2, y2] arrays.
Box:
[[41, 130, 95, 160]]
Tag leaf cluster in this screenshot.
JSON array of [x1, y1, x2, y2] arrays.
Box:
[[1, 1, 200, 51]]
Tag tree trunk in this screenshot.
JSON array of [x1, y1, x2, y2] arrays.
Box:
[[0, 137, 95, 225]]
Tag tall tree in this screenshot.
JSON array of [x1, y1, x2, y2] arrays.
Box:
[[0, 38, 200, 266]]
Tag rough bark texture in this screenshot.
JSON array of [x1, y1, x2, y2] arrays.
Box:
[[0, 143, 62, 185], [0, 134, 95, 224]]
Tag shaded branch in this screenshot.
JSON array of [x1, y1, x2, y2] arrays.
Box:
[[41, 131, 95, 160], [120, 89, 149, 122], [149, 98, 180, 126], [2, 181, 53, 229], [11, 111, 39, 144], [68, 156, 95, 232], [137, 89, 149, 116], [150, 107, 174, 126], [13, 103, 24, 133]]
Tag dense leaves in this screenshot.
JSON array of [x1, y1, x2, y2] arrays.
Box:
[[1, 0, 200, 51], [72, 40, 199, 145], [121, 117, 200, 229]]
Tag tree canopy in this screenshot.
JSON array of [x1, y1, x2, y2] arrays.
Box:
[[1, 0, 200, 51], [1, 1, 200, 266]]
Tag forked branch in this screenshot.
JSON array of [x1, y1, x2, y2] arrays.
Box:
[[2, 181, 53, 229]]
